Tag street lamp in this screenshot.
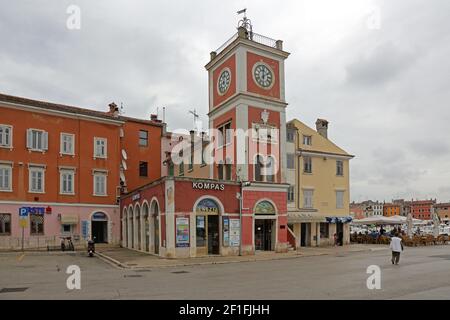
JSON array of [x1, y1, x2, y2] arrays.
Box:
[[236, 180, 251, 256]]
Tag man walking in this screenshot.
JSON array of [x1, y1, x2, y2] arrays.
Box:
[[390, 232, 404, 265]]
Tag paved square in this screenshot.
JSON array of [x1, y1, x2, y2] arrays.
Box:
[[1, 246, 450, 299]]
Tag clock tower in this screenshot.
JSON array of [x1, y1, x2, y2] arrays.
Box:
[[205, 16, 290, 253]]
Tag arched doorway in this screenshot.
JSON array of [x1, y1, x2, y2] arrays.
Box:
[[134, 204, 141, 250], [122, 208, 128, 248], [150, 200, 160, 254], [142, 202, 150, 252], [195, 198, 221, 255], [254, 200, 277, 251], [128, 206, 133, 249], [91, 212, 108, 243]]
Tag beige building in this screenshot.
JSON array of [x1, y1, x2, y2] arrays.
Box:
[[286, 118, 354, 248]]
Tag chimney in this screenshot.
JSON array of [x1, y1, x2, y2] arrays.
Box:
[[108, 102, 119, 117], [315, 119, 329, 139], [150, 114, 159, 122]]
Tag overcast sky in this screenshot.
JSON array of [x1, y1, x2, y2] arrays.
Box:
[[1, 0, 449, 203]]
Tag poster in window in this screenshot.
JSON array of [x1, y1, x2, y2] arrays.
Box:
[[223, 216, 230, 247], [176, 217, 190, 247], [229, 219, 240, 247]]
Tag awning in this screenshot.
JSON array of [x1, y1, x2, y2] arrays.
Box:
[[61, 215, 79, 224], [326, 216, 353, 224], [288, 212, 326, 223]]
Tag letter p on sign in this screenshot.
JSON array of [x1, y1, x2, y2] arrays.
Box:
[[366, 265, 381, 290]]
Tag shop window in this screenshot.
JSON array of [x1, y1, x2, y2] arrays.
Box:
[[196, 216, 206, 247], [320, 223, 329, 238], [0, 213, 11, 235], [30, 213, 44, 235]]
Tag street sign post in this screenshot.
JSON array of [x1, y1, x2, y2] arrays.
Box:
[[19, 208, 30, 252]]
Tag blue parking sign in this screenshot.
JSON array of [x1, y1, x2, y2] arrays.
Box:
[[19, 207, 29, 217]]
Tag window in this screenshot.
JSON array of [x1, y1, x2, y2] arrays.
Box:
[[255, 155, 276, 182], [60, 169, 75, 195], [303, 156, 312, 173], [303, 189, 313, 209], [0, 214, 11, 235], [0, 164, 12, 191], [217, 122, 231, 147], [139, 161, 148, 177], [225, 163, 232, 181], [196, 216, 206, 247], [303, 135, 312, 145], [287, 153, 295, 169], [168, 163, 174, 176], [29, 166, 45, 193], [93, 172, 107, 196], [60, 133, 74, 155], [288, 186, 295, 203], [94, 138, 107, 158], [336, 191, 344, 209], [0, 125, 12, 148], [61, 224, 72, 234], [179, 162, 184, 176], [287, 129, 295, 142], [30, 213, 44, 235], [320, 223, 329, 238], [26, 129, 48, 151], [218, 162, 224, 180], [139, 130, 148, 146], [336, 160, 344, 176]]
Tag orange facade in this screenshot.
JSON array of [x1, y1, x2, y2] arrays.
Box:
[[120, 119, 163, 192], [0, 104, 121, 205], [383, 204, 401, 217]]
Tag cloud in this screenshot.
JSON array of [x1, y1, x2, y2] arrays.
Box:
[[1, 0, 449, 202]]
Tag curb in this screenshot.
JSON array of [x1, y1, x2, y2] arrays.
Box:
[[94, 251, 330, 270]]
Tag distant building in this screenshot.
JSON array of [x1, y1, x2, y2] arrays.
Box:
[[350, 203, 365, 219], [393, 199, 411, 217], [361, 200, 383, 217], [411, 199, 436, 220], [383, 203, 401, 217], [435, 203, 450, 222]]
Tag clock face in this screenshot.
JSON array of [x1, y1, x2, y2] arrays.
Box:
[[217, 68, 231, 95], [253, 63, 274, 89]]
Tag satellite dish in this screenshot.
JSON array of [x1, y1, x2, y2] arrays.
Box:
[[122, 160, 127, 170], [120, 172, 126, 183], [121, 149, 128, 160]]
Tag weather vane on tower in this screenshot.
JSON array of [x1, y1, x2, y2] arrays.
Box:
[[237, 8, 253, 40]]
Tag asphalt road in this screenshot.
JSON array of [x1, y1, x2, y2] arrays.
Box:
[[1, 246, 450, 299]]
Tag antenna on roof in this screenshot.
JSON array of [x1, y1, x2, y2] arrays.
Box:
[[120, 102, 124, 115], [188, 109, 199, 130]]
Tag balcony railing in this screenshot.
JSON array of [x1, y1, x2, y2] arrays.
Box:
[[214, 31, 280, 56]]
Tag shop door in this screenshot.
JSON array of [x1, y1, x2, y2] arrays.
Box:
[[154, 215, 159, 254], [207, 215, 219, 255], [92, 221, 107, 243], [336, 222, 344, 246], [255, 219, 273, 251], [300, 223, 311, 247]]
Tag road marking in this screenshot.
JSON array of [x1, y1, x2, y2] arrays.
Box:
[[17, 253, 25, 262]]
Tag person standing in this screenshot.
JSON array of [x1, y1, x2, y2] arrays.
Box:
[[390, 232, 404, 265]]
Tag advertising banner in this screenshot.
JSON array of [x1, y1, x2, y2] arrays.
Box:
[[229, 219, 240, 247], [176, 216, 190, 247]]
